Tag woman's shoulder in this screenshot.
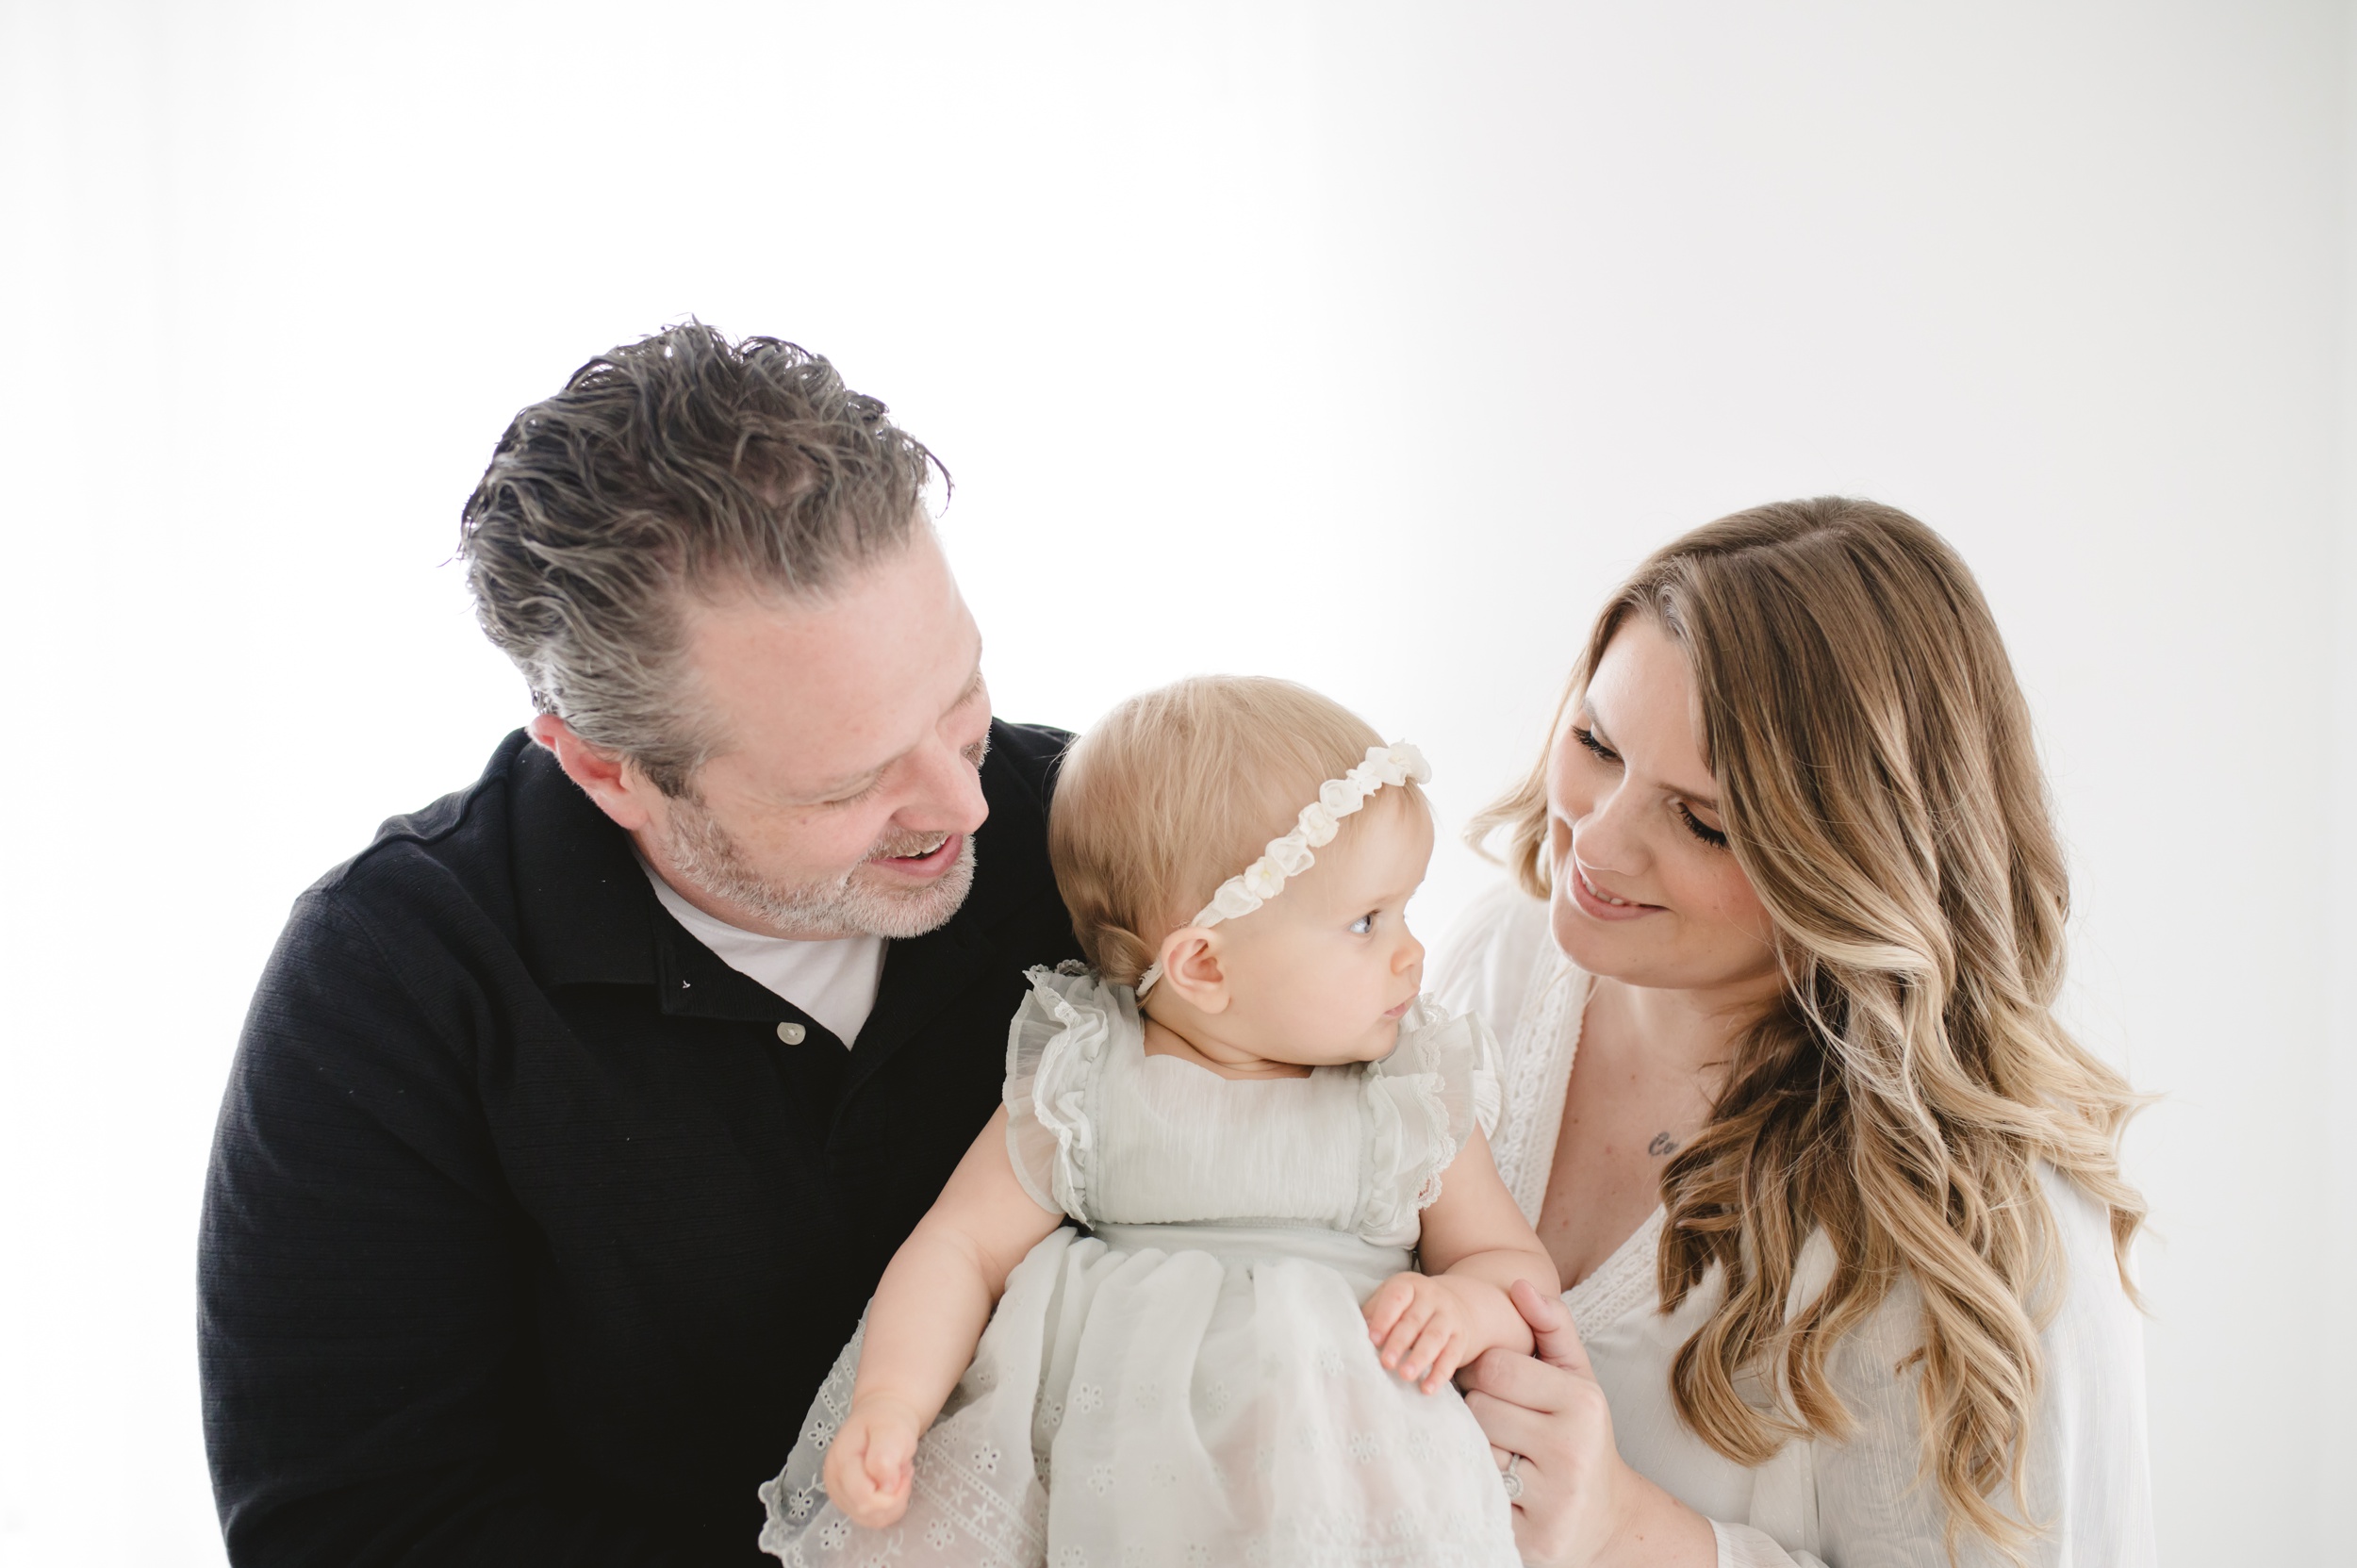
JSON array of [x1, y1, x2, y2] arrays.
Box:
[[1429, 879, 1561, 1030], [1796, 1165, 2146, 1454]]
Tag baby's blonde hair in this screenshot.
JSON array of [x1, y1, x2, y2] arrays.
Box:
[[1049, 676, 1426, 985]]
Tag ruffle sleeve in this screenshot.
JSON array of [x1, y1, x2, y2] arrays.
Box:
[[1001, 963, 1126, 1225], [1354, 999, 1506, 1246]]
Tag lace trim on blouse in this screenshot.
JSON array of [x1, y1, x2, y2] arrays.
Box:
[[1490, 942, 1591, 1225]]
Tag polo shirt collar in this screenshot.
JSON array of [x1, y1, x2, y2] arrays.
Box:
[[503, 722, 1054, 1036]]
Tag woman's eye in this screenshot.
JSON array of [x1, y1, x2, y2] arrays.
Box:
[[1349, 912, 1376, 935], [1571, 725, 1619, 764], [1676, 802, 1730, 850]]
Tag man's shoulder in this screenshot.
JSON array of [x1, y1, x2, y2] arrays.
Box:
[[984, 718, 1072, 786], [977, 718, 1073, 824], [304, 729, 550, 916]]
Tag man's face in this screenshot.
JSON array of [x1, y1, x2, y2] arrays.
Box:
[[638, 530, 993, 940]]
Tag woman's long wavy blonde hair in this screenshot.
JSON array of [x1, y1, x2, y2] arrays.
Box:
[[1470, 498, 2146, 1559]]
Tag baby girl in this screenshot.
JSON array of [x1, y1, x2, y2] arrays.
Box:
[[759, 676, 1558, 1567]]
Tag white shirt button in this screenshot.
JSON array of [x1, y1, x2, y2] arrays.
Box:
[[776, 1021, 807, 1045]]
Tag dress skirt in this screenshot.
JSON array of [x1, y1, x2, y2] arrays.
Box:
[[759, 1222, 1520, 1568]]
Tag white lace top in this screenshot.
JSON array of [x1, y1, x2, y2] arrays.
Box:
[[1432, 883, 2159, 1568], [1002, 964, 1503, 1246]]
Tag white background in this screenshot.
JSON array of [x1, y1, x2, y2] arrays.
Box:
[[3, 2, 2351, 1561]]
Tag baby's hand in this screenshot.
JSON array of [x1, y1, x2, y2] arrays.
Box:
[[821, 1395, 927, 1530], [1363, 1271, 1480, 1395]]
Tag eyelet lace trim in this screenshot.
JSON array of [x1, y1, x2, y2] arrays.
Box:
[[1489, 944, 1590, 1226], [1562, 1206, 1666, 1336]]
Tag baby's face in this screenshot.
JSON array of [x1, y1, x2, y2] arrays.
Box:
[[1211, 790, 1434, 1067]]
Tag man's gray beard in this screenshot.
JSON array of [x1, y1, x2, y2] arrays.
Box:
[[658, 796, 978, 940]]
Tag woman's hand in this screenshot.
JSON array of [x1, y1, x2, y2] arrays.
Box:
[[1459, 1280, 1716, 1568], [821, 1394, 927, 1530]]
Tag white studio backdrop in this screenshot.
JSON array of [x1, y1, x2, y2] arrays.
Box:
[[3, 2, 2350, 1561]]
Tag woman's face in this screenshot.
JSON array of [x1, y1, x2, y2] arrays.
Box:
[[1545, 616, 1779, 997]]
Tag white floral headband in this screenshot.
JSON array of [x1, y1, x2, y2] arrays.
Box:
[[1133, 741, 1431, 999]]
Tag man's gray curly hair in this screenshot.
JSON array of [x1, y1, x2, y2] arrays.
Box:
[[458, 322, 944, 796]]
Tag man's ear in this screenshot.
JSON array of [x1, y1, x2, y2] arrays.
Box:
[[528, 714, 659, 833], [1152, 928, 1230, 1015]]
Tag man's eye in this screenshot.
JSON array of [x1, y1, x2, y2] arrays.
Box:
[[827, 777, 884, 807]]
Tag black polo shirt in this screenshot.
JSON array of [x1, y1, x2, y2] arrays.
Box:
[[199, 720, 1082, 1567]]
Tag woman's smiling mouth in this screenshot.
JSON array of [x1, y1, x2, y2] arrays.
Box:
[[1568, 862, 1660, 921]]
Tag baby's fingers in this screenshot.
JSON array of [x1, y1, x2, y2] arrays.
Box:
[[824, 1418, 914, 1529], [864, 1418, 917, 1485], [1378, 1296, 1438, 1371], [1395, 1312, 1458, 1387], [821, 1435, 871, 1512], [1413, 1327, 1466, 1395], [1362, 1275, 1418, 1342]]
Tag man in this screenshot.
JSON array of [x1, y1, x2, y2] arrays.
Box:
[[198, 325, 1082, 1565]]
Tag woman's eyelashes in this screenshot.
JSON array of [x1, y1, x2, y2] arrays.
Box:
[[1677, 802, 1730, 849], [1575, 720, 1727, 850]]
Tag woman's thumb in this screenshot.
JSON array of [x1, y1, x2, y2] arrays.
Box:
[[1510, 1278, 1594, 1378]]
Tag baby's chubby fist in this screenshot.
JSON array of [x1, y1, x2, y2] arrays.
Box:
[[821, 1395, 927, 1530], [1362, 1271, 1478, 1395]]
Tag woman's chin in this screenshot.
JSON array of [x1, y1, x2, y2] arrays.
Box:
[[1549, 896, 1689, 987], [1550, 893, 1654, 978], [1549, 895, 1781, 1000]]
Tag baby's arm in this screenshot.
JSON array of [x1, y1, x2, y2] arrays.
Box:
[[823, 1105, 1063, 1528], [1363, 1128, 1560, 1394]]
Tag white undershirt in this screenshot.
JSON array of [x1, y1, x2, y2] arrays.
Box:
[[638, 860, 887, 1047]]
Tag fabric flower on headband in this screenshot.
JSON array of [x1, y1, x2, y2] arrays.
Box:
[[1134, 742, 1430, 999]]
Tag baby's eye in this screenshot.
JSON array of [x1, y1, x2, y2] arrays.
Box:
[[1349, 912, 1376, 936]]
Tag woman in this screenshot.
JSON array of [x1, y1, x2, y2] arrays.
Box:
[[1433, 498, 2154, 1566]]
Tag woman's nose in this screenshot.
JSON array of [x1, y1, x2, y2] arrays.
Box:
[[1571, 783, 1643, 875]]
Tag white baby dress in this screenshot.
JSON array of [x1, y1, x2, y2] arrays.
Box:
[[757, 965, 1525, 1568]]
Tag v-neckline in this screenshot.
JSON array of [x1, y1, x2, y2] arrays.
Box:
[[1562, 1205, 1666, 1334]]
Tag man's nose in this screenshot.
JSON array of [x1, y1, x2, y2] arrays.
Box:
[[896, 732, 990, 836]]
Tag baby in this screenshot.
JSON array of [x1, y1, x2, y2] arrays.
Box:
[[759, 676, 1558, 1567]]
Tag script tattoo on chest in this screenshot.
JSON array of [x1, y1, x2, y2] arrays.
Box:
[[1647, 1131, 1680, 1158]]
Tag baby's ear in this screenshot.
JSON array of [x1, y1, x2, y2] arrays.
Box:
[[1154, 929, 1229, 1015]]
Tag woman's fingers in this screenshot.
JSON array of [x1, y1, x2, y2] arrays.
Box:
[[1508, 1279, 1594, 1378], [1462, 1386, 1571, 1460], [1459, 1345, 1579, 1416]]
